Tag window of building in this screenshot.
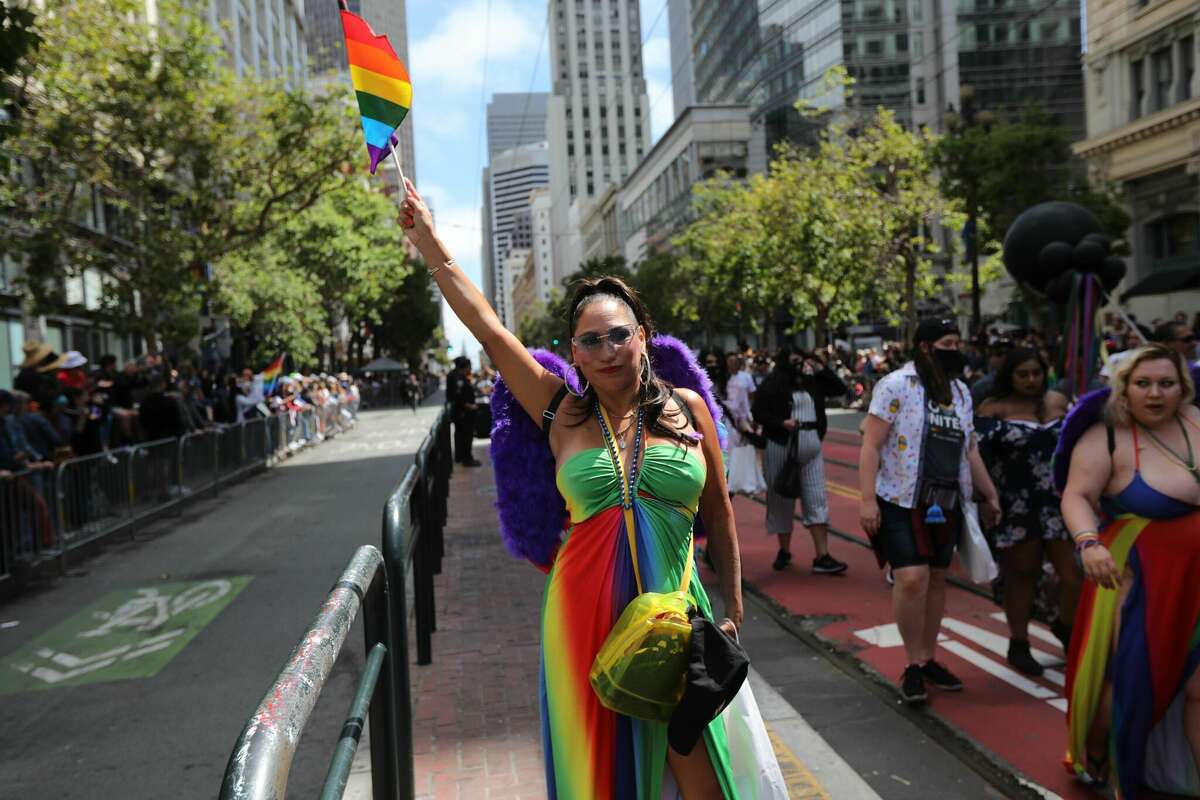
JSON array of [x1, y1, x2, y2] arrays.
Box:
[[1152, 47, 1173, 111], [913, 31, 924, 58], [1130, 58, 1145, 120], [896, 33, 908, 52], [916, 77, 926, 104], [1179, 36, 1195, 103], [866, 38, 883, 56], [1146, 212, 1200, 267]]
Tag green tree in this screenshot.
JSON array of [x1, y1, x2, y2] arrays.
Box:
[[935, 102, 1132, 327], [629, 250, 693, 339], [370, 262, 442, 368], [673, 174, 774, 344], [213, 178, 411, 367], [1, 0, 360, 351], [0, 2, 40, 146], [844, 109, 966, 341], [675, 102, 963, 345], [516, 289, 568, 351]]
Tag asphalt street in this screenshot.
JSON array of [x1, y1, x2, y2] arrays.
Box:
[[0, 402, 442, 799]]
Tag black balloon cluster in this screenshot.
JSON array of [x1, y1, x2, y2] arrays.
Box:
[[1001, 201, 1127, 305]]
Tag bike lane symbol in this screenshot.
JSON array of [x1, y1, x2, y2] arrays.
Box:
[[0, 577, 252, 693]]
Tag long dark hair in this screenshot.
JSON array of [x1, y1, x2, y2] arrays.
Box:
[[699, 348, 728, 398], [565, 277, 694, 445], [912, 345, 953, 406], [991, 347, 1048, 401]]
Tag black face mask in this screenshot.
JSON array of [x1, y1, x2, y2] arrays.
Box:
[[932, 348, 966, 377]]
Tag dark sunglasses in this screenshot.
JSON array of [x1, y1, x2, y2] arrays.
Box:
[[573, 324, 637, 352], [1174, 334, 1197, 343]]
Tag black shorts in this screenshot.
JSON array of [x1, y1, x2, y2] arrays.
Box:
[[876, 496, 958, 570]]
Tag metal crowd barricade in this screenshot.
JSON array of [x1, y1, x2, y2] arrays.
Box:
[[243, 417, 269, 466], [179, 430, 219, 497], [2, 413, 330, 597], [221, 410, 452, 800], [0, 469, 57, 581], [55, 450, 132, 550], [219, 545, 404, 800], [128, 437, 183, 524]]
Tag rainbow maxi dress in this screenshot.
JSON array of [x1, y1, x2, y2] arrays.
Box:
[[539, 404, 785, 798], [1065, 498, 1200, 797]]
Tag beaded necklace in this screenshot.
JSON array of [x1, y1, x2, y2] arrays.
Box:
[[596, 401, 645, 509], [1140, 415, 1200, 485]]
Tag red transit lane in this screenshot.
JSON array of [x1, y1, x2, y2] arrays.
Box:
[[716, 430, 1090, 799]]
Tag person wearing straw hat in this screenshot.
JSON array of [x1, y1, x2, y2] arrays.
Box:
[[14, 342, 66, 408]]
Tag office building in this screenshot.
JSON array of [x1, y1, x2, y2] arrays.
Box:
[[956, 0, 1084, 140], [676, 0, 1085, 152], [1075, 0, 1199, 319], [204, 0, 307, 86], [487, 142, 551, 330], [668, 0, 696, 118], [618, 105, 753, 264], [487, 93, 551, 159], [510, 251, 539, 331], [680, 0, 951, 157], [305, 0, 415, 183], [546, 0, 652, 280], [529, 186, 556, 304], [481, 93, 550, 308]]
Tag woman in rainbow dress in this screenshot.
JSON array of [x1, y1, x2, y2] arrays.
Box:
[[399, 180, 784, 798], [1060, 344, 1200, 797]]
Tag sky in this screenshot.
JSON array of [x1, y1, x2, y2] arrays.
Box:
[[404, 0, 675, 366]]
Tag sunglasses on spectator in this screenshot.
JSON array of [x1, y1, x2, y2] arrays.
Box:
[[573, 324, 637, 352]]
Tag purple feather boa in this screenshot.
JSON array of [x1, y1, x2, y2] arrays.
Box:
[[488, 335, 722, 570], [1052, 363, 1200, 493], [1053, 387, 1109, 493]]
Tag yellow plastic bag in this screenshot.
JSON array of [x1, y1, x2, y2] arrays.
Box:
[[589, 589, 693, 722]]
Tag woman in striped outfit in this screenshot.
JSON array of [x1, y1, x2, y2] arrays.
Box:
[[753, 348, 849, 573]]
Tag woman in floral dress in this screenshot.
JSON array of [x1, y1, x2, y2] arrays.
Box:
[[977, 347, 1080, 675]]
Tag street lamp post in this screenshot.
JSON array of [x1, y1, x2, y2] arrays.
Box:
[[946, 85, 990, 337]]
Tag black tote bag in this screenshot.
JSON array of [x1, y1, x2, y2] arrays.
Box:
[[772, 430, 805, 498]]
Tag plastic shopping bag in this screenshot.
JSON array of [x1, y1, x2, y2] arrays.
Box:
[[959, 500, 998, 584]]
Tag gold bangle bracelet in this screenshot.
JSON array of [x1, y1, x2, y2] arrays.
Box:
[[1071, 530, 1100, 542]]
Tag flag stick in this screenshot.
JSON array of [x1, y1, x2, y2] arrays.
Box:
[[389, 140, 408, 194], [1097, 281, 1147, 344]]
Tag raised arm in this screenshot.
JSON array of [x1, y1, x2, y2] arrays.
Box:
[[400, 178, 563, 426]]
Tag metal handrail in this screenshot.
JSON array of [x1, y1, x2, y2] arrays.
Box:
[[219, 408, 451, 800], [220, 545, 400, 800]]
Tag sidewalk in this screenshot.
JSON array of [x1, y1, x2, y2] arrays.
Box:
[[408, 439, 877, 800]]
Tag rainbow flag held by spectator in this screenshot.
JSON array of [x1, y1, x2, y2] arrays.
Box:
[[261, 354, 286, 396], [339, 1, 412, 174]]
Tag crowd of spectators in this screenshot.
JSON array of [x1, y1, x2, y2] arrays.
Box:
[[1, 342, 364, 477]]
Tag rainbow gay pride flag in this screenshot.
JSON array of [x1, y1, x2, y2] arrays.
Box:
[[260, 354, 285, 396], [339, 3, 412, 174]]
